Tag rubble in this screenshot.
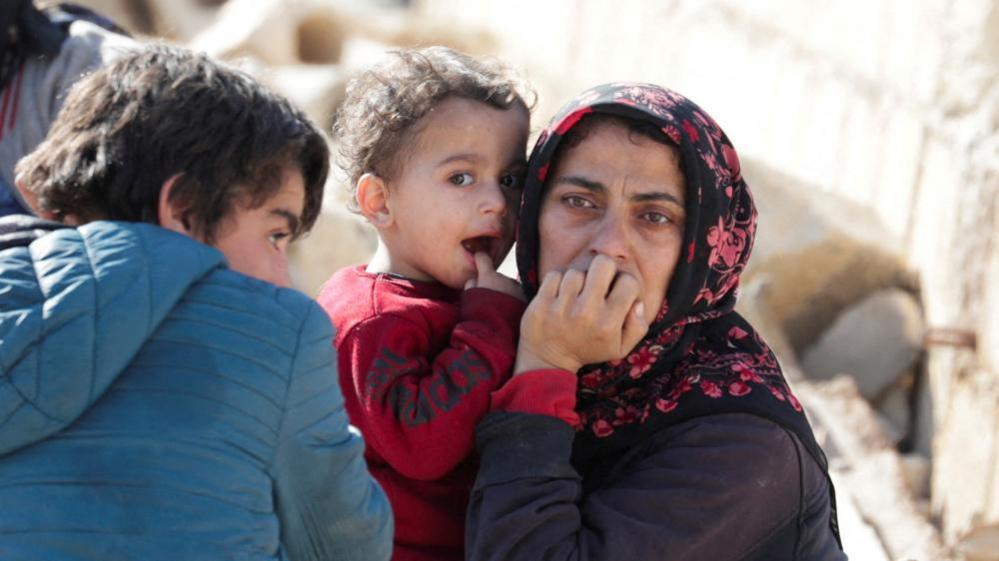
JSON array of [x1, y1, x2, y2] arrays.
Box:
[[799, 377, 956, 561], [801, 288, 924, 400]]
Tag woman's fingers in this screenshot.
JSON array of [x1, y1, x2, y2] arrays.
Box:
[[605, 272, 641, 323], [557, 269, 586, 315], [537, 270, 562, 301], [621, 301, 650, 355], [522, 263, 651, 370], [576, 255, 618, 311]]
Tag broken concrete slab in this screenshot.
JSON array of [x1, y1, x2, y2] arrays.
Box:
[[801, 288, 924, 400]]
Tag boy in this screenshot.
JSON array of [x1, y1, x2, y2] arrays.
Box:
[[1, 44, 391, 561], [318, 47, 530, 561]]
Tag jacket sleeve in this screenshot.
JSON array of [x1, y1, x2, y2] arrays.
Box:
[[270, 302, 393, 561], [467, 407, 819, 561], [339, 288, 524, 481]]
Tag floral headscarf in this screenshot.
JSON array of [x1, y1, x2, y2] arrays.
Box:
[[518, 83, 822, 462]]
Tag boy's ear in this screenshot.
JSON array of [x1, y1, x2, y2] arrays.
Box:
[[157, 174, 195, 237], [355, 173, 393, 228]]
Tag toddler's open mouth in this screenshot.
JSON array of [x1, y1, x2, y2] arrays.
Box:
[[462, 235, 501, 263]]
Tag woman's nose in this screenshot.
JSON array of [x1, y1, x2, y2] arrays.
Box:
[[588, 212, 631, 263]]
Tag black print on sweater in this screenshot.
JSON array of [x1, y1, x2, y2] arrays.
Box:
[[368, 348, 492, 426]]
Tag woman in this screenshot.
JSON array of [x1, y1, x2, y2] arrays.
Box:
[[466, 83, 845, 560]]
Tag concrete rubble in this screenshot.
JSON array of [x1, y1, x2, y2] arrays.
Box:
[[801, 288, 924, 401]]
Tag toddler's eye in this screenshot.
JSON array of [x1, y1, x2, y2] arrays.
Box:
[[449, 172, 475, 187], [500, 173, 522, 190]]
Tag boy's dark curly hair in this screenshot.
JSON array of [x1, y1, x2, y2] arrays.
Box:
[[16, 43, 329, 242], [333, 45, 532, 211]]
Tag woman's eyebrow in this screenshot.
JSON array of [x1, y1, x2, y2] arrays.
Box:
[[632, 192, 684, 206], [556, 175, 604, 193]]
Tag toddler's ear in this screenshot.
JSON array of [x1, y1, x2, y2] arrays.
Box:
[[157, 174, 196, 238], [356, 173, 393, 228]]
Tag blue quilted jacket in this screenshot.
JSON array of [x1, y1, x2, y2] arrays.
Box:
[[0, 220, 393, 561]]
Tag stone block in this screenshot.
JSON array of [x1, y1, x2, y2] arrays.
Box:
[[801, 289, 924, 400], [739, 160, 915, 354]]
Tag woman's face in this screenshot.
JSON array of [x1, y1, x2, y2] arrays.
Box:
[[538, 121, 687, 324]]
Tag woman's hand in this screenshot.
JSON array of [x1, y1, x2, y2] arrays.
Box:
[[465, 252, 526, 301], [515, 255, 649, 374]]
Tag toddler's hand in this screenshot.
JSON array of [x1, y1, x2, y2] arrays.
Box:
[[464, 252, 526, 302], [514, 254, 649, 374]]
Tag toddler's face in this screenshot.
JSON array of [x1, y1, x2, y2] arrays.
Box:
[[382, 96, 529, 289]]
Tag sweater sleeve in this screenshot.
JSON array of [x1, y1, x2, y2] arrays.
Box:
[[270, 302, 393, 561], [467, 412, 827, 561], [341, 287, 525, 481]]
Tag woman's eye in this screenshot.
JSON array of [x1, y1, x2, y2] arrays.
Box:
[[641, 211, 672, 225], [563, 195, 595, 209], [500, 173, 522, 189], [448, 172, 475, 187]]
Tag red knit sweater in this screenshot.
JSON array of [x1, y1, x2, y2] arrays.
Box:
[[317, 266, 526, 561]]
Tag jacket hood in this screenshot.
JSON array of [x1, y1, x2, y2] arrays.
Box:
[[0, 221, 224, 456]]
